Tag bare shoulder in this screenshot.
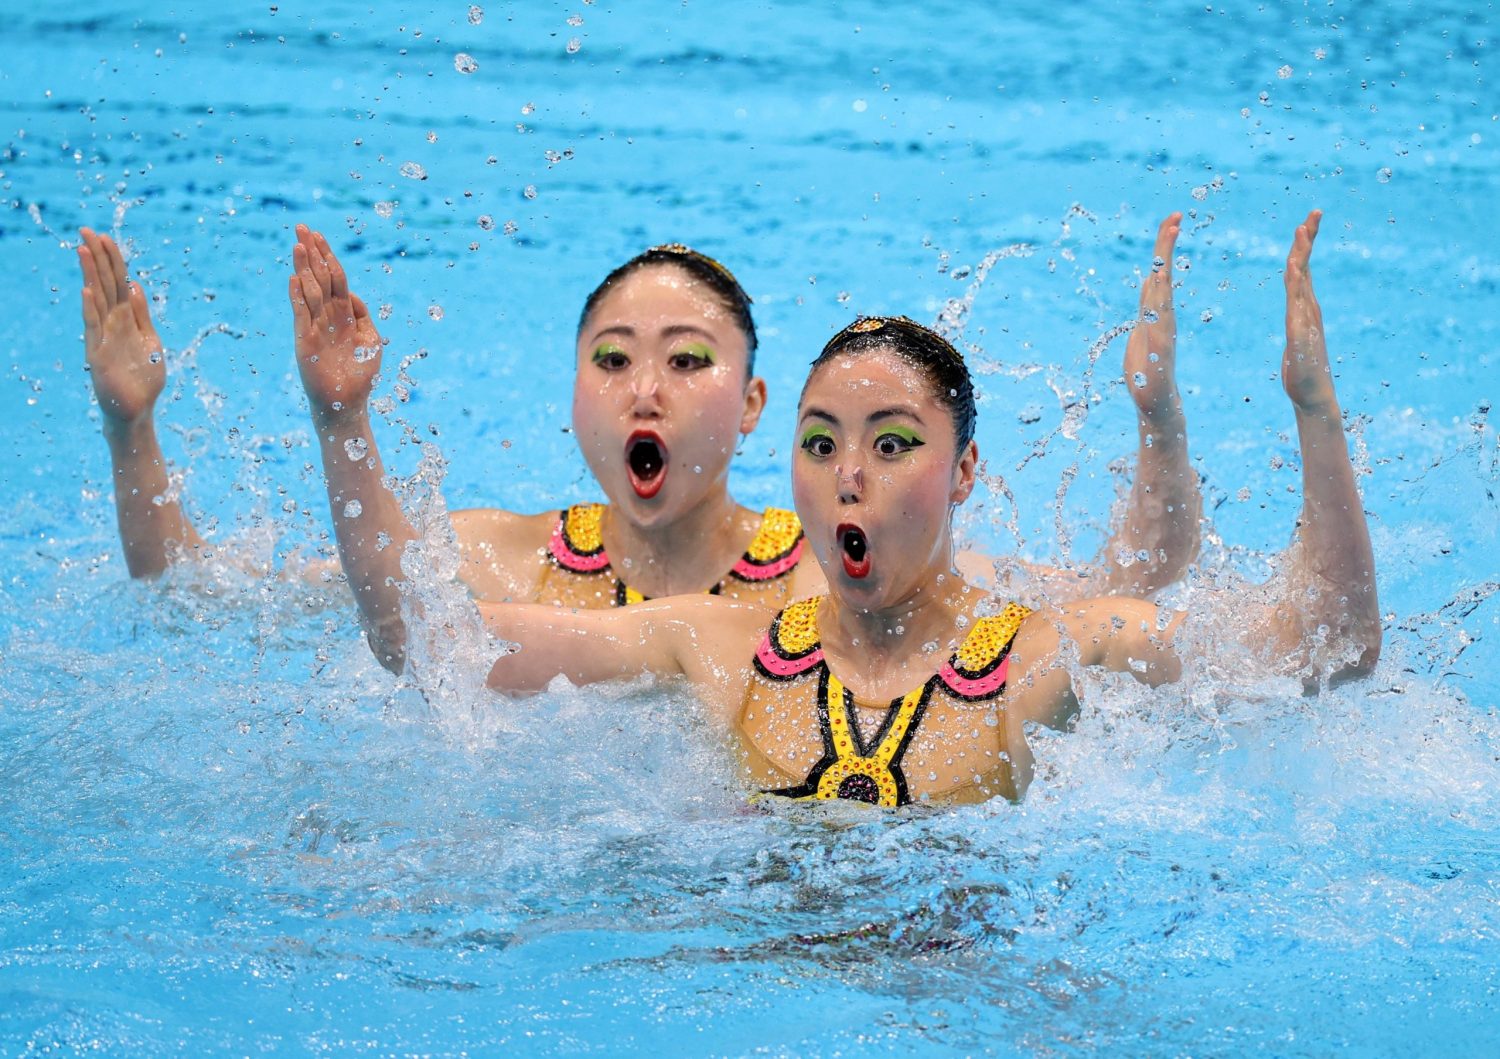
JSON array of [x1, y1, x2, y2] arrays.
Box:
[[451, 507, 557, 601], [624, 594, 769, 725]]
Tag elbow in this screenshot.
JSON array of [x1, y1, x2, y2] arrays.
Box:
[[1315, 623, 1382, 691], [364, 625, 407, 675]]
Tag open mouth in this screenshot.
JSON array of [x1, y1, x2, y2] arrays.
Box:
[[626, 431, 668, 499], [837, 523, 871, 580]]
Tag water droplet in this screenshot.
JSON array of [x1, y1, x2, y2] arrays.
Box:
[[374, 201, 395, 218], [1377, 167, 1393, 184], [478, 215, 495, 230], [1277, 64, 1294, 79], [1017, 403, 1042, 424], [1257, 91, 1271, 106], [836, 291, 850, 304], [376, 531, 391, 551], [1133, 371, 1149, 388], [467, 5, 483, 25], [523, 185, 537, 199], [426, 131, 438, 143], [342, 499, 363, 518], [378, 304, 393, 320], [428, 305, 444, 321], [1200, 309, 1214, 323], [343, 437, 369, 461], [399, 161, 428, 181], [521, 102, 535, 116], [353, 344, 378, 363], [1191, 184, 1210, 201], [453, 53, 478, 75], [1143, 308, 1160, 323], [503, 220, 519, 236], [566, 13, 584, 26], [1151, 255, 1166, 272], [1174, 255, 1191, 271], [148, 350, 163, 364], [951, 266, 972, 280], [565, 37, 582, 54]]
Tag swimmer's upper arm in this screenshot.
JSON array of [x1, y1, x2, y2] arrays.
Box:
[[480, 594, 760, 707], [1003, 598, 1184, 733], [451, 507, 555, 601], [1061, 596, 1183, 683]]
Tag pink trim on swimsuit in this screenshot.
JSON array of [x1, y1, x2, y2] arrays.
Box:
[[548, 517, 611, 573], [754, 632, 823, 677], [938, 654, 1011, 699], [731, 538, 805, 582]]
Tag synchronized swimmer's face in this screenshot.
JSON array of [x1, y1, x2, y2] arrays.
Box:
[[793, 346, 977, 610], [572, 264, 765, 527]]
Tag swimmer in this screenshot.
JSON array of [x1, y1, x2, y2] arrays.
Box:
[[291, 216, 1200, 671], [462, 211, 1378, 804]]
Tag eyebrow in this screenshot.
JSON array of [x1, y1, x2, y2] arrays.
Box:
[[799, 406, 926, 427], [588, 323, 718, 344]]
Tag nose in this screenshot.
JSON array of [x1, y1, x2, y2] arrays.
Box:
[[835, 462, 864, 504], [629, 366, 662, 416]]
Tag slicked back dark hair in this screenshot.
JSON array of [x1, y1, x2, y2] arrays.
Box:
[[577, 244, 757, 376], [804, 316, 976, 449]]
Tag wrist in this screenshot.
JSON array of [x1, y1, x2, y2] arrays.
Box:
[[102, 411, 158, 446], [311, 401, 372, 435]]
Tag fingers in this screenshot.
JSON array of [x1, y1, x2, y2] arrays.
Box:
[[77, 238, 106, 325], [1140, 213, 1182, 316], [299, 224, 333, 300], [350, 293, 370, 322], [128, 283, 156, 339], [1286, 209, 1322, 285], [80, 286, 100, 347], [1151, 212, 1183, 272], [78, 228, 113, 310], [289, 275, 312, 336], [315, 230, 348, 301], [100, 229, 131, 305], [292, 241, 325, 323]]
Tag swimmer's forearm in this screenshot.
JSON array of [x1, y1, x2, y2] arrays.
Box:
[[102, 414, 205, 577], [1292, 400, 1380, 669], [1097, 410, 1201, 596], [312, 406, 418, 672]]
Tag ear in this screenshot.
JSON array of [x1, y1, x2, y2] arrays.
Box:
[[739, 375, 768, 435], [950, 440, 978, 505]]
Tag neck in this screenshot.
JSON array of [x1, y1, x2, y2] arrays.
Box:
[[818, 552, 976, 690], [601, 483, 752, 596]]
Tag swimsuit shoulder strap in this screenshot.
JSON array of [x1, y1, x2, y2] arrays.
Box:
[[730, 507, 806, 582], [938, 601, 1033, 700], [547, 503, 612, 573], [753, 595, 825, 679]]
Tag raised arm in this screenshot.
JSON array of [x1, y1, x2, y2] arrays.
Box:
[[78, 227, 206, 576], [1262, 210, 1380, 679], [1003, 211, 1379, 792], [290, 225, 419, 671], [1094, 212, 1201, 595]]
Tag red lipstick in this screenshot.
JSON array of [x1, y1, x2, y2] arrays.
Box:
[[837, 523, 871, 579], [625, 430, 668, 499]]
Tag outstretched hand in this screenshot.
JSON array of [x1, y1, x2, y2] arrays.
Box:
[[290, 225, 383, 421], [1282, 210, 1337, 415], [1123, 212, 1184, 425], [78, 227, 165, 426]]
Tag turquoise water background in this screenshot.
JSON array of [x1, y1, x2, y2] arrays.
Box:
[[2, 2, 1497, 1055]]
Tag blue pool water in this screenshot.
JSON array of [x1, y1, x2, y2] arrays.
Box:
[[3, 1, 1498, 1054]]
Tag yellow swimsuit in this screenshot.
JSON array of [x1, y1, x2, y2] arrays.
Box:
[[744, 596, 1032, 807], [533, 502, 806, 609]]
